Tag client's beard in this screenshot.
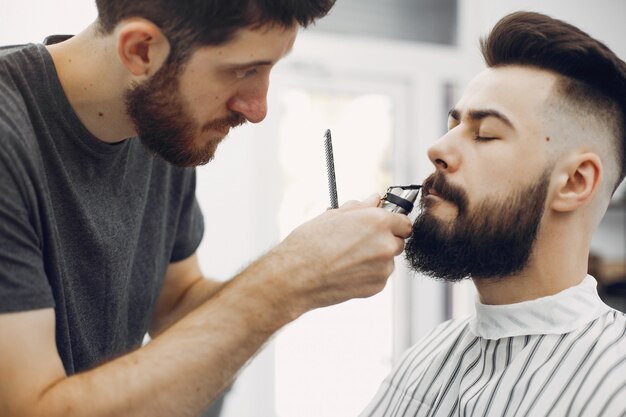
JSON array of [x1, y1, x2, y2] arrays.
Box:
[[405, 170, 551, 281]]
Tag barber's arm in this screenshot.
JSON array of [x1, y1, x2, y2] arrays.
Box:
[[0, 195, 412, 417], [148, 252, 224, 338]]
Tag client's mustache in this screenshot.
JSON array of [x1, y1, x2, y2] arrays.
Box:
[[422, 173, 469, 215]]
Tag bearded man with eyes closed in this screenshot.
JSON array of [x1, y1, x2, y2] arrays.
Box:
[[363, 11, 626, 417]]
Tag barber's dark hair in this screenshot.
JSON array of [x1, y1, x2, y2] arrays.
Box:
[[95, 0, 335, 64], [481, 11, 626, 191]]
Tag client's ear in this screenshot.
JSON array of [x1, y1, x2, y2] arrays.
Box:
[[550, 153, 602, 212], [116, 18, 170, 79]]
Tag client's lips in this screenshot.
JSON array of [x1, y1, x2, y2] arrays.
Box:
[[425, 187, 443, 199]]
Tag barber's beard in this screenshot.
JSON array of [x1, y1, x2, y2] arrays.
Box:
[[405, 170, 551, 282], [124, 63, 246, 168]]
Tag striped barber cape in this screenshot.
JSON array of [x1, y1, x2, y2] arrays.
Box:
[[360, 275, 626, 417]]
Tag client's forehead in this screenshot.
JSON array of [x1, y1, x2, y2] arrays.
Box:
[[456, 66, 558, 124]]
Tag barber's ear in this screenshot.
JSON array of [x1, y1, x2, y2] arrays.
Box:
[[550, 153, 602, 212], [116, 19, 170, 78]]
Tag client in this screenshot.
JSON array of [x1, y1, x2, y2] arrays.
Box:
[[362, 11, 626, 417]]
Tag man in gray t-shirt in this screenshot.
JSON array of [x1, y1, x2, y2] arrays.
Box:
[[0, 41, 204, 374], [0, 2, 413, 417]]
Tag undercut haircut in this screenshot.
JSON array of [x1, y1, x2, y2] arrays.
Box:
[[480, 11, 626, 192], [95, 0, 335, 65]]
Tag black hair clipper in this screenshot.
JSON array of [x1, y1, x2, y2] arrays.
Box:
[[380, 185, 422, 215]]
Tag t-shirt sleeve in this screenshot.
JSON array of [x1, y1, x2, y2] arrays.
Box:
[[0, 141, 54, 313], [170, 169, 204, 263]]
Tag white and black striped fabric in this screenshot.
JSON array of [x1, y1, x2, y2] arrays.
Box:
[[361, 276, 626, 416]]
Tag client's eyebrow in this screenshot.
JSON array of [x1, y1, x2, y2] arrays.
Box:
[[448, 108, 516, 130]]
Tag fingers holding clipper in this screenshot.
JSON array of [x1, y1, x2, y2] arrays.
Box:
[[389, 235, 408, 256], [336, 196, 412, 240], [390, 212, 413, 239]]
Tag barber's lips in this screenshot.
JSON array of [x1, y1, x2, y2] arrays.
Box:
[[213, 126, 231, 136], [202, 124, 228, 135]]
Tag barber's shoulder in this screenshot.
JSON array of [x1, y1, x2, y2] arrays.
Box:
[[0, 43, 28, 58], [0, 51, 37, 153], [0, 103, 39, 189], [0, 43, 34, 81], [0, 83, 34, 157]]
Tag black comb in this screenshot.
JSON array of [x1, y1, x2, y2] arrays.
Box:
[[324, 129, 339, 209]]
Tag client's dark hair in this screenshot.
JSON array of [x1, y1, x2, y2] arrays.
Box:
[[481, 11, 626, 191], [95, 0, 335, 65]]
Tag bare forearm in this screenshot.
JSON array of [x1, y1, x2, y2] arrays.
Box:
[[36, 255, 294, 417], [150, 277, 225, 337]]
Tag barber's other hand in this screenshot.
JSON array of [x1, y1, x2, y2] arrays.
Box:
[[269, 193, 413, 316]]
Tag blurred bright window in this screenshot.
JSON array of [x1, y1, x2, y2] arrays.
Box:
[[273, 88, 396, 417]]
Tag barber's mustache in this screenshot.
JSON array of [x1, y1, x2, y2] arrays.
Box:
[[422, 173, 469, 214], [202, 112, 247, 132]]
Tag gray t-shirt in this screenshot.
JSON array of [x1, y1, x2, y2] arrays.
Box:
[[0, 42, 204, 374]]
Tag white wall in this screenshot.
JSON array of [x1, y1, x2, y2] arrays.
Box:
[[1, 0, 97, 44], [477, 0, 626, 59]]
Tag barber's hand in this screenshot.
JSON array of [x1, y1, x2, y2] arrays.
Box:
[[270, 193, 413, 315]]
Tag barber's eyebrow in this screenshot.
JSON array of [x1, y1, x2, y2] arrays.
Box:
[[448, 108, 516, 130], [225, 46, 295, 70], [226, 60, 274, 69]]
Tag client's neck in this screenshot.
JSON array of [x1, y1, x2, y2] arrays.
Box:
[[472, 234, 590, 305]]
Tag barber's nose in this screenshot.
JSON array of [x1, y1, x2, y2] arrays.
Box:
[[427, 132, 460, 173], [227, 88, 268, 124]]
